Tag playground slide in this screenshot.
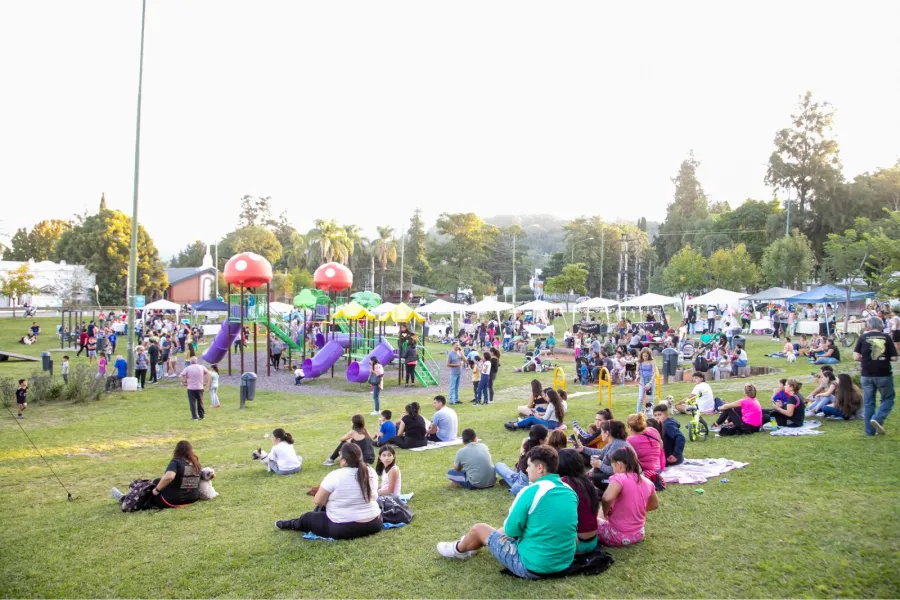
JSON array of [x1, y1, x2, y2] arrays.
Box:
[[268, 320, 303, 352], [314, 332, 361, 349], [201, 307, 242, 364], [346, 340, 395, 383], [302, 340, 344, 379]]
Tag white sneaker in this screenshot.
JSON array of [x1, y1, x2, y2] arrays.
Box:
[[110, 487, 124, 501], [437, 540, 475, 559], [871, 419, 886, 435], [322, 458, 335, 467]]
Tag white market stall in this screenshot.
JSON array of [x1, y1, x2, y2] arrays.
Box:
[[618, 293, 681, 330], [573, 297, 619, 327], [741, 287, 803, 332], [686, 289, 748, 331], [141, 299, 181, 322], [516, 299, 567, 327], [787, 285, 876, 336], [466, 298, 514, 322], [418, 298, 468, 336]]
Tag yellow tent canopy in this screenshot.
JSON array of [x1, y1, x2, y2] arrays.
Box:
[[333, 301, 375, 321], [377, 302, 426, 323]]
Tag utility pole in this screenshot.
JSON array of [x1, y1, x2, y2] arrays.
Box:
[[635, 243, 642, 296], [398, 232, 405, 303], [616, 233, 625, 301], [125, 0, 147, 378], [785, 186, 792, 236], [511, 231, 517, 304], [599, 230, 604, 298]]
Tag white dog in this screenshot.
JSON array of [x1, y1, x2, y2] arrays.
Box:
[[198, 467, 218, 500]]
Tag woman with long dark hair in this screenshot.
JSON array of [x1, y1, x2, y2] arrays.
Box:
[[259, 428, 302, 475], [820, 373, 862, 420], [111, 440, 202, 509], [597, 446, 658, 547], [556, 449, 600, 554], [506, 389, 565, 430], [383, 402, 427, 449], [276, 443, 382, 539], [324, 415, 375, 466], [517, 379, 547, 417]]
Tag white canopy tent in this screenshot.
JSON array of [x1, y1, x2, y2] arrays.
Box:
[[268, 301, 294, 316], [574, 297, 619, 310], [618, 293, 680, 308], [467, 298, 514, 322], [142, 299, 181, 322], [516, 299, 567, 327], [685, 289, 747, 312], [371, 302, 396, 316], [418, 298, 468, 334]]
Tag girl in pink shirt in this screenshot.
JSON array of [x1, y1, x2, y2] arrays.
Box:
[[713, 383, 763, 434], [626, 413, 665, 484], [598, 446, 658, 546]]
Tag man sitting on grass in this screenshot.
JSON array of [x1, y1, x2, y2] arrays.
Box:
[[447, 429, 495, 489], [437, 446, 577, 579]]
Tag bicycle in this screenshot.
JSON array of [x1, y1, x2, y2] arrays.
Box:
[[834, 329, 859, 349], [683, 397, 709, 442]]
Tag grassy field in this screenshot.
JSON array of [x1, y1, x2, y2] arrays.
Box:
[[1, 316, 899, 598]]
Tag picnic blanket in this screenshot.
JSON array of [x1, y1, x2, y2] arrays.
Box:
[[302, 521, 407, 541], [767, 419, 823, 436], [661, 458, 748, 485], [409, 438, 463, 451]]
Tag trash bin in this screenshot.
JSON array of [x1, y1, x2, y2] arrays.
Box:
[[42, 351, 52, 371], [240, 372, 258, 404], [661, 347, 680, 377], [732, 334, 746, 350]]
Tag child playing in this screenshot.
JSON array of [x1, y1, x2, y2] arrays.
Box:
[[375, 409, 397, 445], [597, 446, 659, 547], [16, 379, 28, 418], [294, 367, 304, 386], [61, 356, 70, 385], [209, 364, 220, 408], [376, 444, 402, 496], [476, 352, 492, 405], [98, 354, 108, 379], [579, 360, 589, 385], [470, 357, 482, 402], [86, 336, 97, 364]]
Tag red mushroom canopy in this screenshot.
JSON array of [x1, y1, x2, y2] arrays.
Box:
[[313, 262, 353, 292], [223, 252, 273, 288]]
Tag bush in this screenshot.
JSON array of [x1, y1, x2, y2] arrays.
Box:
[[28, 372, 55, 404], [64, 365, 104, 403], [0, 378, 15, 408]]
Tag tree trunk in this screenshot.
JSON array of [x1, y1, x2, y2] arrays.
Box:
[[370, 254, 375, 293]]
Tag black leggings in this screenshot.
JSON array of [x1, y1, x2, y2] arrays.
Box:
[[149, 360, 158, 382], [761, 409, 802, 428], [281, 510, 382, 540], [330, 441, 375, 463], [383, 435, 426, 450], [272, 353, 282, 369], [135, 369, 147, 388], [405, 363, 416, 384], [716, 408, 759, 433], [488, 373, 496, 402]]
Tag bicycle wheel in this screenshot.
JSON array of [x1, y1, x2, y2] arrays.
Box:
[[697, 417, 709, 442], [840, 332, 858, 348], [686, 422, 696, 442]]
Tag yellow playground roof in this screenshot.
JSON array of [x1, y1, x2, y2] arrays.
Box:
[[333, 301, 375, 320], [377, 302, 426, 323]]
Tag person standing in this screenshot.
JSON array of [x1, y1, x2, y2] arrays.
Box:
[[134, 346, 149, 389], [853, 316, 898, 436], [890, 310, 900, 355], [706, 305, 717, 333], [447, 343, 462, 405], [404, 336, 419, 387], [148, 338, 160, 385], [180, 357, 211, 421], [369, 356, 384, 416]]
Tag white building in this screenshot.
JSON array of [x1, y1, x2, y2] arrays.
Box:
[[0, 259, 96, 307]]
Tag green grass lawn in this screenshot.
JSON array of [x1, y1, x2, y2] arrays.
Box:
[[1, 316, 899, 598]]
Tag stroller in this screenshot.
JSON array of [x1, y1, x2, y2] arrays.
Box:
[[680, 341, 695, 360]]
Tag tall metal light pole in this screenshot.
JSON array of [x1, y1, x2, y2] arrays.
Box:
[[511, 231, 516, 304], [599, 229, 605, 297], [125, 0, 147, 377], [784, 185, 792, 237]]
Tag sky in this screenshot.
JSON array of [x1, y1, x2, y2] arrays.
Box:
[[1, 1, 899, 260]]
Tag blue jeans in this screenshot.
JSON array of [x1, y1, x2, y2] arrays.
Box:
[[487, 531, 538, 579], [862, 376, 895, 436], [731, 359, 748, 375], [714, 397, 725, 411], [373, 384, 381, 412], [476, 377, 490, 404], [808, 395, 833, 413], [515, 416, 559, 429], [812, 357, 839, 365], [448, 371, 460, 404], [820, 405, 845, 419], [637, 379, 655, 413], [495, 463, 530, 496], [446, 468, 474, 489], [268, 463, 301, 475]]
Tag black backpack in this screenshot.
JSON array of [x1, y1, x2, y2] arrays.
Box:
[[377, 494, 414, 524], [693, 355, 709, 373]]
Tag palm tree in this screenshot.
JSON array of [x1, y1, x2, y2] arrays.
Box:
[[285, 231, 308, 270], [343, 224, 369, 271], [375, 226, 398, 297], [308, 219, 351, 264]]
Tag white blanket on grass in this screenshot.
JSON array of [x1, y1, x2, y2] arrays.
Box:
[[661, 458, 748, 484], [409, 438, 463, 451], [767, 419, 823, 436]]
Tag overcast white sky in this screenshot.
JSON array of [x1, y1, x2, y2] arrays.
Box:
[[1, 1, 898, 259]]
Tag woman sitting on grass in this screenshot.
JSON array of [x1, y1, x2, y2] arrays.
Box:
[[257, 428, 302, 475], [111, 440, 202, 509], [712, 384, 763, 434], [806, 370, 837, 416], [597, 446, 659, 547], [819, 373, 862, 420], [572, 408, 615, 449], [572, 419, 630, 490], [625, 413, 665, 486], [383, 402, 428, 450], [517, 379, 547, 417], [276, 443, 382, 539], [547, 430, 568, 450], [324, 414, 375, 466], [495, 424, 548, 496], [556, 449, 600, 555], [505, 388, 565, 430], [375, 445, 402, 496], [762, 378, 806, 428]]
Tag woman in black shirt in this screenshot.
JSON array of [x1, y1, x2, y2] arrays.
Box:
[[111, 440, 202, 508], [384, 402, 427, 449]]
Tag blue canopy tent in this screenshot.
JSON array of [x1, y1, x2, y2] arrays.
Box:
[[192, 299, 228, 312], [787, 285, 875, 335]]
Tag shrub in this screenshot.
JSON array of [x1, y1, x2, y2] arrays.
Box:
[[64, 365, 104, 403], [0, 378, 15, 408]]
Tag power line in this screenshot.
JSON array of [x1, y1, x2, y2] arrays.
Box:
[[4, 404, 75, 502]]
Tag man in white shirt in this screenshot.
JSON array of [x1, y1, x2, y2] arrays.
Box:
[[428, 395, 459, 442], [706, 306, 717, 333], [675, 372, 717, 414]]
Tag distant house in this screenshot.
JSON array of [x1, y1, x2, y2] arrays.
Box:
[[165, 247, 217, 304], [0, 259, 95, 307]]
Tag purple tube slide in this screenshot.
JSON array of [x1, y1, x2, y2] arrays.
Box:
[[314, 332, 361, 349], [302, 340, 345, 379], [346, 340, 395, 383], [201, 307, 242, 364]]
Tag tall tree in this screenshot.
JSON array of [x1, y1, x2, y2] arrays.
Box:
[[706, 244, 760, 291], [270, 210, 299, 269], [655, 152, 710, 264], [3, 228, 30, 261], [431, 213, 496, 295], [308, 219, 351, 264], [374, 226, 398, 297], [404, 208, 431, 291], [237, 195, 273, 228], [54, 209, 168, 305], [662, 245, 707, 306], [760, 229, 816, 289], [865, 211, 900, 298], [218, 227, 282, 269], [169, 240, 208, 267], [3, 220, 71, 262], [0, 264, 36, 302], [343, 224, 368, 271], [545, 263, 588, 310]]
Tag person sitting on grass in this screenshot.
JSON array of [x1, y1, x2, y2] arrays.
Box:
[[652, 404, 685, 464], [556, 448, 600, 555], [572, 419, 631, 490], [572, 408, 615, 449], [674, 372, 717, 414], [806, 370, 837, 416], [276, 443, 382, 539], [447, 428, 495, 489], [375, 445, 402, 496], [426, 395, 458, 443], [111, 440, 203, 509], [819, 373, 862, 420], [762, 378, 806, 428], [809, 338, 841, 365], [517, 379, 547, 417], [374, 410, 396, 446], [383, 402, 428, 450], [597, 446, 659, 547], [255, 428, 302, 475], [495, 425, 548, 496], [547, 430, 568, 450], [323, 414, 375, 467], [505, 388, 565, 431], [436, 446, 578, 580], [711, 384, 763, 435], [625, 413, 665, 487]]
